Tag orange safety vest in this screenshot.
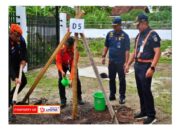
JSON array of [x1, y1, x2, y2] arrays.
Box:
[[56, 46, 79, 80]]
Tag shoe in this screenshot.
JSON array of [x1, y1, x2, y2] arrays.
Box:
[[78, 99, 85, 105], [109, 95, 116, 101], [134, 112, 147, 120], [60, 100, 66, 109], [9, 114, 16, 122], [119, 98, 126, 104], [143, 117, 157, 124]]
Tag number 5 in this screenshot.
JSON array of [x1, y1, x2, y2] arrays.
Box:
[[78, 23, 81, 29]]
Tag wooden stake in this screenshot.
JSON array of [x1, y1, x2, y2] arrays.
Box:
[[12, 64, 23, 103], [21, 11, 84, 103], [72, 33, 78, 119], [72, 6, 80, 120], [80, 33, 119, 124]]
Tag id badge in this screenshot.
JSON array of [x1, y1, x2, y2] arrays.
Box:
[[139, 45, 144, 53], [117, 41, 121, 48]]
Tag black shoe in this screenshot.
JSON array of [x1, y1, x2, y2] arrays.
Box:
[[134, 112, 147, 120], [143, 117, 157, 124], [109, 95, 116, 101], [119, 98, 126, 104], [60, 100, 66, 109], [9, 114, 16, 122], [78, 99, 85, 105]]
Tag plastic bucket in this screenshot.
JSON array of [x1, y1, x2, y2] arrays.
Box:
[[93, 91, 106, 111]]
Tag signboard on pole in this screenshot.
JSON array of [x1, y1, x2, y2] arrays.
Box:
[[70, 18, 84, 33]]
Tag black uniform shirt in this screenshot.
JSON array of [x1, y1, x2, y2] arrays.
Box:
[[135, 27, 161, 60]]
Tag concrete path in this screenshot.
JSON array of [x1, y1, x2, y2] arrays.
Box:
[[78, 66, 134, 79]]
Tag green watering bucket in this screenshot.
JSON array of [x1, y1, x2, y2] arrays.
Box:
[[93, 91, 106, 111], [61, 77, 70, 87]]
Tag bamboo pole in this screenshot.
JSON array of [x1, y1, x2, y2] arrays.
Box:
[[72, 33, 78, 119], [22, 11, 84, 103], [72, 6, 80, 120], [80, 33, 119, 124]]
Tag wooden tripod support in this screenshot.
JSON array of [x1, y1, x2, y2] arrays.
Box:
[[80, 33, 119, 124], [21, 10, 84, 103], [21, 6, 118, 124]]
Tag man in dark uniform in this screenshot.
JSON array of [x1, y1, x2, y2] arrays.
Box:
[[102, 17, 130, 104], [125, 14, 161, 124], [9, 24, 28, 106], [56, 37, 84, 108]]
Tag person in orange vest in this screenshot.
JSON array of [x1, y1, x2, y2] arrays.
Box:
[[125, 14, 161, 124], [56, 37, 84, 108], [9, 24, 28, 106]]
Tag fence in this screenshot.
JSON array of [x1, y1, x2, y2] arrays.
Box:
[[27, 15, 57, 70], [9, 12, 20, 25], [9, 14, 57, 70], [83, 20, 172, 29]]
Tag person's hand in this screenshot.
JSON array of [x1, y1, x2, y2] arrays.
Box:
[[20, 60, 27, 68], [124, 64, 130, 74], [69, 80, 73, 88], [123, 63, 127, 69], [61, 71, 66, 77], [102, 57, 106, 65], [146, 68, 154, 78], [15, 78, 21, 85]]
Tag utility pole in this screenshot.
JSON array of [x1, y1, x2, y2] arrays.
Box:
[[55, 6, 60, 46]]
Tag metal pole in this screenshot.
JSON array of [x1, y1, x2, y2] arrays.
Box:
[[55, 6, 60, 46]]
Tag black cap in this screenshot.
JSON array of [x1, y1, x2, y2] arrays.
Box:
[[66, 37, 75, 46], [112, 17, 122, 25], [135, 13, 148, 23]]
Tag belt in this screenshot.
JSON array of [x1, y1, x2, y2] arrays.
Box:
[[136, 59, 153, 63]]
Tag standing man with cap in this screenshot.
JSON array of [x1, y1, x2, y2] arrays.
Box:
[[125, 14, 161, 124], [102, 17, 130, 104], [56, 37, 84, 108]]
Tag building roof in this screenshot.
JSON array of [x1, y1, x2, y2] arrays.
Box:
[[111, 6, 150, 16]]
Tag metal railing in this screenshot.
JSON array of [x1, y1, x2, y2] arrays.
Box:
[[9, 12, 20, 25], [83, 20, 172, 29], [27, 15, 57, 70]]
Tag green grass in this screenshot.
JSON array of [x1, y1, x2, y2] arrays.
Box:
[[126, 84, 137, 94], [78, 38, 105, 57], [25, 71, 39, 85], [155, 93, 172, 114], [25, 71, 58, 89], [79, 39, 172, 64], [159, 57, 172, 64], [158, 40, 172, 64], [161, 40, 172, 51]]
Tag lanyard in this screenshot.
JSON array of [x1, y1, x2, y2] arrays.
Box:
[[134, 30, 154, 59]]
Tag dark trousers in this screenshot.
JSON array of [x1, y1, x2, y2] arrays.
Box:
[[58, 67, 82, 103], [9, 71, 27, 105], [108, 61, 126, 99], [134, 62, 156, 117]]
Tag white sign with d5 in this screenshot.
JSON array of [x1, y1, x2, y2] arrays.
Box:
[[70, 18, 84, 33]]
